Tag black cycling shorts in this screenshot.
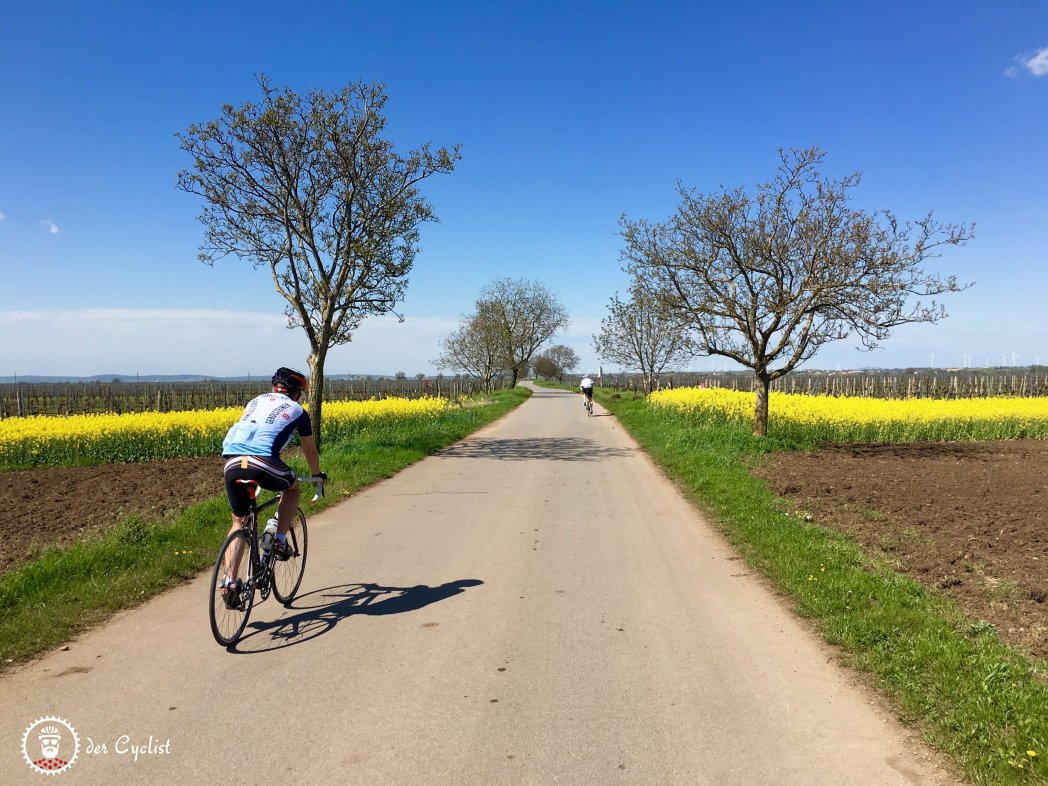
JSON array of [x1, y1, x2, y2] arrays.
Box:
[[223, 455, 296, 516], [582, 387, 594, 398]]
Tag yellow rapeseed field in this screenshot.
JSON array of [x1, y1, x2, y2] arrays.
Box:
[[648, 386, 1048, 442], [0, 397, 449, 469]]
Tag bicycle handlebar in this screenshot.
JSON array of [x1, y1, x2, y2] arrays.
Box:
[[297, 475, 326, 503]]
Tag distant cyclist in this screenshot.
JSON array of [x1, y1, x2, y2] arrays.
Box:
[[580, 374, 595, 409], [221, 368, 324, 589]]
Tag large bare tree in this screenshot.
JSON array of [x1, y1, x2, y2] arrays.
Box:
[[620, 147, 973, 435], [533, 344, 581, 381], [177, 75, 460, 444], [594, 285, 695, 393], [477, 278, 570, 387], [435, 312, 503, 391]]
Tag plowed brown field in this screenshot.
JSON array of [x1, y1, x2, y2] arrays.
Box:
[[753, 440, 1048, 661]]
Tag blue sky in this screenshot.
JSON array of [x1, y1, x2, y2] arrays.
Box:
[[1, 1, 1046, 377]]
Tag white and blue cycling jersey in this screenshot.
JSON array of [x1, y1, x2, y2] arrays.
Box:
[[221, 392, 313, 460]]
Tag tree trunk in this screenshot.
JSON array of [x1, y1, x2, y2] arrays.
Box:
[[510, 367, 519, 387], [753, 371, 770, 437], [307, 346, 328, 451]]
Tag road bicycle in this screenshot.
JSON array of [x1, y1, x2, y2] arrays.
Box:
[[208, 475, 325, 646], [583, 392, 593, 416]]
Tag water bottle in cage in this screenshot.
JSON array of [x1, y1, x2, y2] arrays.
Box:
[[260, 518, 278, 561]]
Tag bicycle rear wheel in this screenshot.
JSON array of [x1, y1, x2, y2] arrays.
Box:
[[209, 529, 255, 646], [272, 508, 308, 603]]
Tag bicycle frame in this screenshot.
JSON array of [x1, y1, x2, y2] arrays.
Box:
[[235, 475, 325, 535], [210, 474, 325, 645], [232, 478, 319, 583]]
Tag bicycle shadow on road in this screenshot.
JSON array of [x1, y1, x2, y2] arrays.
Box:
[[227, 579, 483, 654], [437, 437, 634, 462]]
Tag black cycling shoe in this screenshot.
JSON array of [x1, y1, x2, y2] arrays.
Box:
[[272, 540, 293, 561], [221, 580, 243, 610]]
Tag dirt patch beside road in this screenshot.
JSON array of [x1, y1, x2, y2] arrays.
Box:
[[3, 457, 224, 573], [752, 440, 1048, 662]]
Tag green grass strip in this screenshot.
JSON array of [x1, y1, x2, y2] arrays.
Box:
[[597, 389, 1047, 786], [0, 388, 528, 668]]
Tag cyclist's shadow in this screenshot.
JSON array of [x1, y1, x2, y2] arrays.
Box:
[[229, 579, 483, 654]]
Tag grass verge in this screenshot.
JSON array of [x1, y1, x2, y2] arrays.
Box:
[[0, 388, 528, 669], [598, 388, 1047, 786]]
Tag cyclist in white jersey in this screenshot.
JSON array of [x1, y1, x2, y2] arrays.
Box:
[[221, 367, 324, 563], [579, 375, 595, 407]]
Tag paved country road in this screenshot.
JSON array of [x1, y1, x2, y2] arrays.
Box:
[[1, 384, 964, 785]]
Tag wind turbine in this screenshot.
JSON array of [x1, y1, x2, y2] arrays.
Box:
[[1011, 351, 1019, 366], [929, 353, 935, 368]]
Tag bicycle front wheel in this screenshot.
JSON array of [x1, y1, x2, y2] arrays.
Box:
[[209, 529, 255, 646], [272, 508, 308, 603]]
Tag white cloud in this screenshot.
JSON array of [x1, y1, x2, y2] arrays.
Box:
[[1024, 47, 1048, 76], [0, 309, 611, 378], [0, 212, 6, 221], [38, 220, 59, 234], [1011, 47, 1048, 77], [0, 309, 460, 377], [4, 308, 1037, 378]]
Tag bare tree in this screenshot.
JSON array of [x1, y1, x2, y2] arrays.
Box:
[[547, 344, 581, 377], [435, 312, 503, 391], [533, 344, 580, 381], [594, 286, 695, 393], [477, 278, 570, 386], [620, 147, 973, 435], [177, 75, 460, 444], [533, 355, 559, 381]]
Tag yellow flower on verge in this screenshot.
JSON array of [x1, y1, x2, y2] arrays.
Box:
[[1029, 751, 1038, 758], [648, 386, 1048, 443], [0, 395, 449, 469]]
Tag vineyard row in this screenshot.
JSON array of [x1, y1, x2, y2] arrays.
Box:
[[0, 376, 506, 418]]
